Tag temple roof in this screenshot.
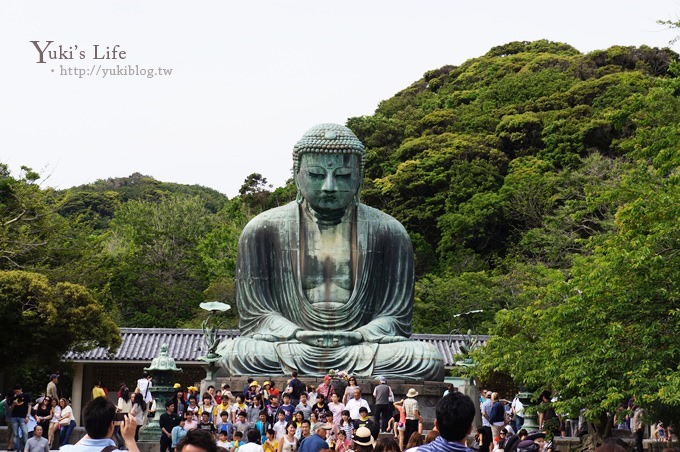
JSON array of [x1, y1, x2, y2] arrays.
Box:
[[63, 328, 488, 367]]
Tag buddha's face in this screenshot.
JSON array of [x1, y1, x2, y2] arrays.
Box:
[[297, 153, 360, 213]]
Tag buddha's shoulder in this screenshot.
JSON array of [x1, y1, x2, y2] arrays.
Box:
[[242, 202, 298, 230], [358, 204, 408, 233]]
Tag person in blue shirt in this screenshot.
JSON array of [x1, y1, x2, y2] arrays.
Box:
[[60, 397, 139, 452], [276, 395, 294, 423], [172, 419, 188, 450], [297, 423, 330, 452], [414, 392, 475, 452], [255, 411, 268, 444], [218, 411, 234, 440]]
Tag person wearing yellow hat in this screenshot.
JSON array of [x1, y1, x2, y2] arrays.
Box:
[[262, 381, 271, 403], [187, 386, 199, 399], [245, 381, 260, 401]]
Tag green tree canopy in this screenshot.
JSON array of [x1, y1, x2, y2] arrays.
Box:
[[0, 270, 120, 374]]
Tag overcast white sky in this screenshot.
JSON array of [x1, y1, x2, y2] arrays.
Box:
[[1, 0, 678, 197]]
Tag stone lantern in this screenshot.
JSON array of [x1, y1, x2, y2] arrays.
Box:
[[198, 301, 230, 382], [139, 344, 182, 441], [517, 391, 540, 432]]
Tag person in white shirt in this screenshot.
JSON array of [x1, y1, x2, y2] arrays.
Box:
[[511, 395, 524, 431], [344, 389, 369, 420], [136, 372, 153, 406], [272, 412, 287, 440], [239, 430, 264, 452]]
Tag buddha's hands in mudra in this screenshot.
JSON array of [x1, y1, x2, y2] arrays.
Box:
[[295, 330, 363, 347]]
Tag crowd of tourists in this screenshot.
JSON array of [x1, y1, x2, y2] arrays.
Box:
[[152, 375, 479, 452], [1, 374, 79, 452], [152, 371, 430, 452]]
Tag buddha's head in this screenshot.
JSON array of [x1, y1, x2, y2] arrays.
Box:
[[293, 124, 365, 217]]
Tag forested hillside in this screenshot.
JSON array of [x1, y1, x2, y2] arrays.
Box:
[[344, 40, 679, 428], [346, 40, 679, 335], [1, 41, 678, 421]]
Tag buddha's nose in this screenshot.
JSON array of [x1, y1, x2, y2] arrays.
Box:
[[322, 173, 336, 191]]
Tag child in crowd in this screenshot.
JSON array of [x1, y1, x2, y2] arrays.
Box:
[[199, 394, 218, 425], [231, 431, 245, 452], [231, 395, 247, 422], [186, 397, 199, 421], [234, 411, 250, 439], [256, 411, 268, 444], [338, 410, 353, 442], [199, 412, 217, 438], [278, 394, 294, 423], [273, 411, 287, 439], [172, 418, 188, 451], [184, 411, 198, 431], [334, 430, 351, 452], [217, 431, 231, 450], [263, 429, 279, 452], [217, 411, 234, 439]]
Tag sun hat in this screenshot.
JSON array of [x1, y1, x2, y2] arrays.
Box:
[[314, 422, 333, 432], [173, 383, 181, 389], [353, 427, 374, 446], [406, 388, 419, 398], [250, 381, 259, 387]]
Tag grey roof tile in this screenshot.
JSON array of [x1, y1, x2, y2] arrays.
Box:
[[63, 328, 486, 367]]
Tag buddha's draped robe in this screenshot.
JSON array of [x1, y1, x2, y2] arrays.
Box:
[[217, 201, 444, 380]]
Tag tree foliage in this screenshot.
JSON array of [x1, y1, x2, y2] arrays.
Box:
[[348, 40, 679, 427], [0, 270, 120, 374]]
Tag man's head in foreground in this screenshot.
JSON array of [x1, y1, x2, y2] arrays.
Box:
[[176, 428, 217, 452], [435, 392, 476, 442], [82, 396, 117, 439]]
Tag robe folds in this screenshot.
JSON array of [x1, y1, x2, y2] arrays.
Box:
[[217, 201, 444, 380]]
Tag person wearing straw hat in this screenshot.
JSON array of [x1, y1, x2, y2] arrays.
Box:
[[353, 426, 375, 452], [403, 388, 420, 449]]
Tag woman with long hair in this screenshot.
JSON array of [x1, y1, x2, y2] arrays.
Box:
[[170, 388, 187, 418], [130, 392, 147, 441], [342, 377, 359, 405], [405, 431, 423, 450], [34, 396, 52, 438], [374, 436, 401, 452], [48, 397, 60, 449], [338, 410, 353, 443], [114, 385, 132, 446]]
